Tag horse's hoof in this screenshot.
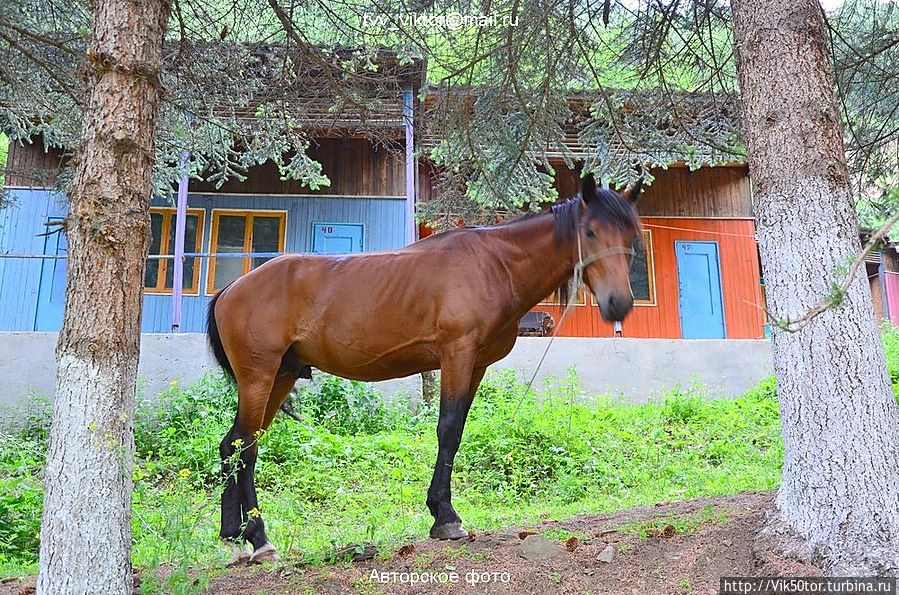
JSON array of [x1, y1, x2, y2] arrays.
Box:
[[430, 522, 467, 540], [249, 542, 280, 564], [225, 542, 251, 567]]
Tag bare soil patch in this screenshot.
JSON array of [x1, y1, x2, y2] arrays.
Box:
[[207, 490, 818, 594]]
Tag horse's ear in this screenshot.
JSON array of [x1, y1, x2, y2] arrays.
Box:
[[581, 173, 598, 204], [625, 177, 643, 204]]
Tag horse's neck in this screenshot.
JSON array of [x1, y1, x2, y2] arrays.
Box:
[[494, 214, 576, 313]]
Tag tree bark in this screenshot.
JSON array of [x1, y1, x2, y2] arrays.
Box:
[[37, 1, 171, 593], [732, 0, 899, 575], [421, 370, 439, 406]]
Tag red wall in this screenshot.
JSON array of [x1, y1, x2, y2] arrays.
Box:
[[420, 216, 765, 339], [534, 218, 765, 339], [885, 271, 899, 326]]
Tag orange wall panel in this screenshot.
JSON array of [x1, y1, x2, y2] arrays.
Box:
[[532, 218, 765, 339]]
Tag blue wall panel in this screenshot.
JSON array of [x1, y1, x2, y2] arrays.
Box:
[[0, 189, 65, 330], [0, 192, 406, 333]]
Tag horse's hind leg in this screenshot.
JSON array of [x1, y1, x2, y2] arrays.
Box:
[[241, 369, 300, 564], [218, 359, 282, 563], [220, 346, 305, 565]]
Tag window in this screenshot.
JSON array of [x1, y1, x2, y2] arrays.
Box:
[[539, 286, 588, 306], [538, 230, 656, 307], [207, 209, 287, 293], [145, 208, 205, 295], [630, 229, 656, 305]]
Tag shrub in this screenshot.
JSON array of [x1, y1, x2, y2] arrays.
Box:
[[295, 376, 391, 435]]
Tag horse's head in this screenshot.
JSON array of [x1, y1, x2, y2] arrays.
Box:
[[578, 174, 642, 322]]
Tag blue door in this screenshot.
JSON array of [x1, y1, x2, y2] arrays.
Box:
[[311, 223, 364, 254], [35, 226, 68, 331], [675, 241, 725, 339]]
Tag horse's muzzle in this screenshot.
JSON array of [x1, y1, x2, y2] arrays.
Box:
[[599, 294, 634, 322]]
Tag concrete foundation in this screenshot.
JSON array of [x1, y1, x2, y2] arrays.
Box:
[[0, 333, 773, 410]]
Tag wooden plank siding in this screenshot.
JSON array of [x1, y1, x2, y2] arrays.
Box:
[[5, 137, 407, 197], [4, 142, 66, 188], [2, 137, 410, 332], [534, 218, 765, 339], [0, 192, 406, 333], [188, 138, 407, 196], [549, 163, 753, 218], [0, 189, 66, 330], [535, 164, 762, 338]]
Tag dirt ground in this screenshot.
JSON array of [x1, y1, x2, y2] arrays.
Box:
[[3, 491, 823, 595]]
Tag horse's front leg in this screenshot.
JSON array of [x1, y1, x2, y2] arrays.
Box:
[[427, 362, 487, 540]]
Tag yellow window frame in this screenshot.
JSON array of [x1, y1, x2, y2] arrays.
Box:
[[145, 207, 206, 295], [207, 209, 287, 294], [632, 228, 656, 306]]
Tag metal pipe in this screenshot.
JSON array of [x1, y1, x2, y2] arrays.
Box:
[[0, 252, 287, 260], [403, 86, 416, 245], [172, 150, 190, 331]]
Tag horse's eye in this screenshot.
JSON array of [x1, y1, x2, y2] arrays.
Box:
[[585, 229, 596, 238]]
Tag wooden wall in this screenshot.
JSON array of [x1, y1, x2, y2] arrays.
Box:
[[189, 138, 407, 196], [551, 164, 762, 338], [4, 142, 65, 188], [417, 163, 763, 339], [535, 218, 765, 339], [0, 189, 65, 330], [551, 163, 753, 218], [0, 189, 407, 332], [5, 137, 408, 196]]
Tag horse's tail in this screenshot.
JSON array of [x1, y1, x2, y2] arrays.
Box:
[[207, 285, 236, 383]]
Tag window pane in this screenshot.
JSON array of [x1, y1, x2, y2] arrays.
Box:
[[183, 214, 199, 290], [214, 215, 246, 289], [145, 212, 164, 289], [629, 232, 652, 302], [164, 213, 200, 290], [251, 216, 281, 269]]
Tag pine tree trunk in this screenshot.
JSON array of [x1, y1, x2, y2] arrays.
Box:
[[421, 370, 439, 406], [37, 1, 171, 593], [732, 0, 899, 575]]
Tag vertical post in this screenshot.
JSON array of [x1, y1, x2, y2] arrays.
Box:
[[171, 150, 190, 331], [403, 86, 416, 245], [601, 179, 623, 338]]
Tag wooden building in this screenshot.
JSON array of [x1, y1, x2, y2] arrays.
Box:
[[2, 76, 886, 339], [864, 230, 899, 326], [8, 137, 891, 339]]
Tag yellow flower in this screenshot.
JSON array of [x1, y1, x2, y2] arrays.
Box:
[[178, 468, 191, 479], [232, 438, 244, 449], [253, 429, 265, 440], [248, 507, 261, 518]]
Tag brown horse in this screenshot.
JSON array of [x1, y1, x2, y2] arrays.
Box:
[[207, 175, 642, 564]]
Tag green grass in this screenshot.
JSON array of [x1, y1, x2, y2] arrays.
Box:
[[0, 366, 786, 588], [617, 504, 731, 539]]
